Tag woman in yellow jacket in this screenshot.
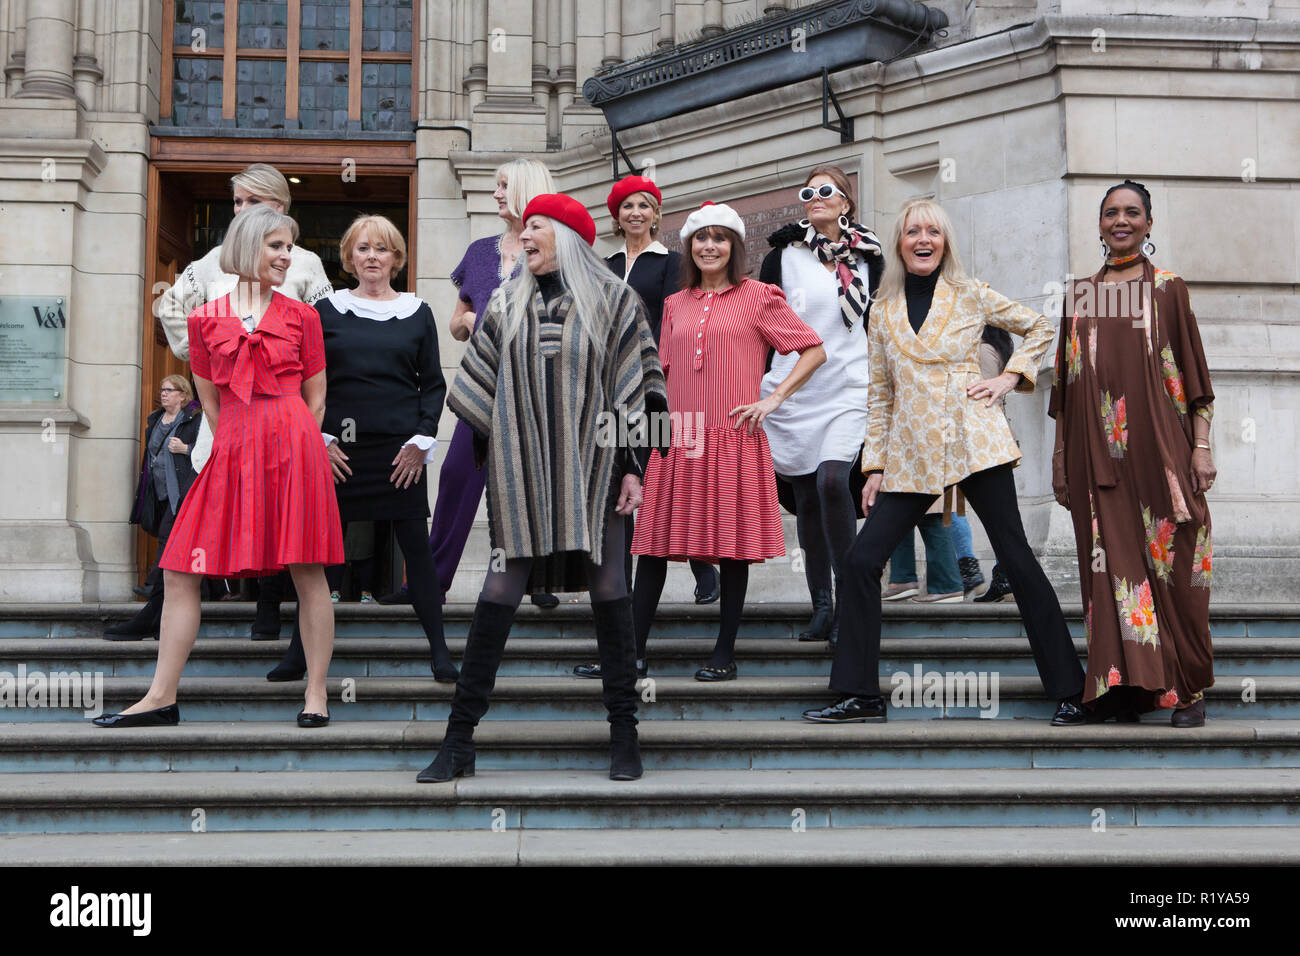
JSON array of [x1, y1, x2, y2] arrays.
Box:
[[801, 198, 1085, 725]]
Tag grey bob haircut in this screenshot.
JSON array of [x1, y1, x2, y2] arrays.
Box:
[[219, 205, 299, 279]]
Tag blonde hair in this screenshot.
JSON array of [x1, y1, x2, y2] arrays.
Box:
[[340, 214, 407, 278], [612, 190, 662, 238], [219, 205, 299, 279], [230, 163, 292, 212], [161, 374, 194, 403], [874, 197, 973, 303], [497, 157, 556, 221]]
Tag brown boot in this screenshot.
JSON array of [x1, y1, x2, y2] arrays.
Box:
[[1170, 698, 1206, 728]]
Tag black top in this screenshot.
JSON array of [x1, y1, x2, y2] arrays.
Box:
[[131, 403, 201, 523], [605, 247, 681, 343], [904, 269, 941, 334], [537, 270, 565, 309], [319, 296, 445, 439]]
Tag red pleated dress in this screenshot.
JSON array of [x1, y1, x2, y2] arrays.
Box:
[[159, 292, 344, 577], [631, 278, 823, 562]]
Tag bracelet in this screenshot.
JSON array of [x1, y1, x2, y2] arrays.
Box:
[[1194, 442, 1211, 450]]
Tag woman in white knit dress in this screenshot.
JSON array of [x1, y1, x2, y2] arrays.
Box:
[[759, 165, 883, 644]]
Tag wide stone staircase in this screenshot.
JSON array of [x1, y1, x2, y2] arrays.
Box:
[[1, 601, 1298, 864]]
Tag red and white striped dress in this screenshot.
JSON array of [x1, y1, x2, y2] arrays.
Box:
[[159, 292, 344, 577], [632, 278, 822, 562]]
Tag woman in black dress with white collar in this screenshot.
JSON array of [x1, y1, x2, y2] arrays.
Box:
[[268, 214, 457, 682]]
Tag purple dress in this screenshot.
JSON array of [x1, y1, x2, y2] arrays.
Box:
[[427, 236, 516, 598]]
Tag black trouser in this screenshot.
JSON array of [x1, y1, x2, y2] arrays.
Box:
[[829, 464, 1083, 701], [141, 497, 178, 594]]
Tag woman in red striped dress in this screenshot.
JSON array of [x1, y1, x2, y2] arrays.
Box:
[[631, 202, 825, 680], [94, 206, 344, 729]]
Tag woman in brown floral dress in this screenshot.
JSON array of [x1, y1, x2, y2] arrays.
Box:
[[1050, 180, 1217, 727]]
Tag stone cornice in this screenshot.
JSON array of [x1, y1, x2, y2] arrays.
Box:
[[0, 137, 107, 193]]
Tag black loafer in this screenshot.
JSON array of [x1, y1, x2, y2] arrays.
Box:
[[377, 590, 412, 605], [694, 570, 720, 605], [92, 703, 179, 727], [250, 629, 281, 642], [297, 710, 330, 728], [694, 662, 736, 682], [531, 593, 560, 609], [1051, 699, 1086, 725], [266, 663, 306, 682], [801, 696, 887, 723], [573, 661, 602, 678]]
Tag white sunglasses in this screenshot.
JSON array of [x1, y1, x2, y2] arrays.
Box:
[[798, 184, 849, 203]]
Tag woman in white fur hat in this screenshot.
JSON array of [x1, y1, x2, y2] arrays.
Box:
[[630, 202, 826, 681]]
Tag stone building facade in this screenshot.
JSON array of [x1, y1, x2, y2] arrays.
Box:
[[0, 0, 1296, 603]]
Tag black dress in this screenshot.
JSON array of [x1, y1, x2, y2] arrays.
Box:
[[319, 291, 446, 521], [605, 245, 681, 344]]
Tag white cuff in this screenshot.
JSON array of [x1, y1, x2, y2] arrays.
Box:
[[322, 432, 337, 446], [405, 434, 438, 463]]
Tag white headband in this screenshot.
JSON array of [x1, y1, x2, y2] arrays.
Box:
[[680, 202, 746, 243]]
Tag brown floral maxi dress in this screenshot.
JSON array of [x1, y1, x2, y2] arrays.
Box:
[[1049, 259, 1214, 712]]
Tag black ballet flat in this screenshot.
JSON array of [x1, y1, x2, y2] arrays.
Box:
[[296, 709, 330, 728], [92, 703, 179, 728], [694, 662, 737, 682], [531, 593, 560, 609]]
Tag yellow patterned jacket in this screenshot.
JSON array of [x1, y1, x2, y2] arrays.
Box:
[[863, 276, 1055, 494]]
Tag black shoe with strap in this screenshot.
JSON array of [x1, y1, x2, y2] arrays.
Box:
[[957, 557, 985, 593], [417, 599, 516, 783]]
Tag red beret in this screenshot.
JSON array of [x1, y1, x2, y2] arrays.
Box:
[[522, 193, 596, 247], [607, 175, 663, 219]]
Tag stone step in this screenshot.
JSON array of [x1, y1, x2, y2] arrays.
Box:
[[6, 602, 1297, 643], [3, 636, 1297, 679], [8, 673, 1297, 723], [2, 768, 1298, 833], [4, 825, 1298, 865], [4, 719, 1297, 773]]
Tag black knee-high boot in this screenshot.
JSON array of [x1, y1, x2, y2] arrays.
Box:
[[416, 599, 515, 783], [592, 596, 642, 781]]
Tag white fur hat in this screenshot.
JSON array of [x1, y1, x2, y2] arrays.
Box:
[[679, 201, 746, 243]]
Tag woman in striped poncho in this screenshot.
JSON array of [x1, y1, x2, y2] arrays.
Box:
[[417, 193, 667, 785]]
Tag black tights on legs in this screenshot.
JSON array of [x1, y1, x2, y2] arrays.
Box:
[[631, 554, 749, 667], [788, 459, 857, 593], [478, 509, 629, 608], [394, 517, 453, 671]]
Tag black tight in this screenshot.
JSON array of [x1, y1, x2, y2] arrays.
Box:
[[787, 459, 857, 593], [479, 509, 628, 607], [633, 555, 749, 667]]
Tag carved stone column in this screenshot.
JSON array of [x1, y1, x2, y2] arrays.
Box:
[[15, 0, 74, 99]]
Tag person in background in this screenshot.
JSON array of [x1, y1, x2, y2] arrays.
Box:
[[417, 194, 665, 783], [154, 162, 332, 636], [758, 164, 883, 643], [94, 206, 343, 729], [415, 157, 561, 609], [106, 375, 203, 640], [266, 214, 456, 683], [1051, 180, 1215, 727], [631, 203, 825, 682], [801, 197, 1084, 726]]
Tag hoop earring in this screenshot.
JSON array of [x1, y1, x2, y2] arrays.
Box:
[[1099, 237, 1109, 259], [838, 215, 851, 231], [1141, 236, 1156, 257]]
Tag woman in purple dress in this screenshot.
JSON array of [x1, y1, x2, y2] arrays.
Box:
[[424, 158, 558, 606]]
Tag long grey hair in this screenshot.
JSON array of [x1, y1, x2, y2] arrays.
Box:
[[497, 219, 625, 361]]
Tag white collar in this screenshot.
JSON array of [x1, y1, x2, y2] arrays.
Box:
[[329, 288, 422, 321], [621, 240, 669, 260]]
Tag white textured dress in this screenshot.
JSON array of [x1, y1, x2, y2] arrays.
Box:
[[760, 245, 871, 477]]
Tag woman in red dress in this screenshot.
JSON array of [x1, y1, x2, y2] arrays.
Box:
[[94, 205, 344, 728], [631, 202, 825, 680]]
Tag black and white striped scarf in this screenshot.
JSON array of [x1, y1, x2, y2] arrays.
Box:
[[802, 220, 882, 330]]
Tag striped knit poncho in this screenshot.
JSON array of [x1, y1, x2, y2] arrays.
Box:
[[448, 277, 666, 593]]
